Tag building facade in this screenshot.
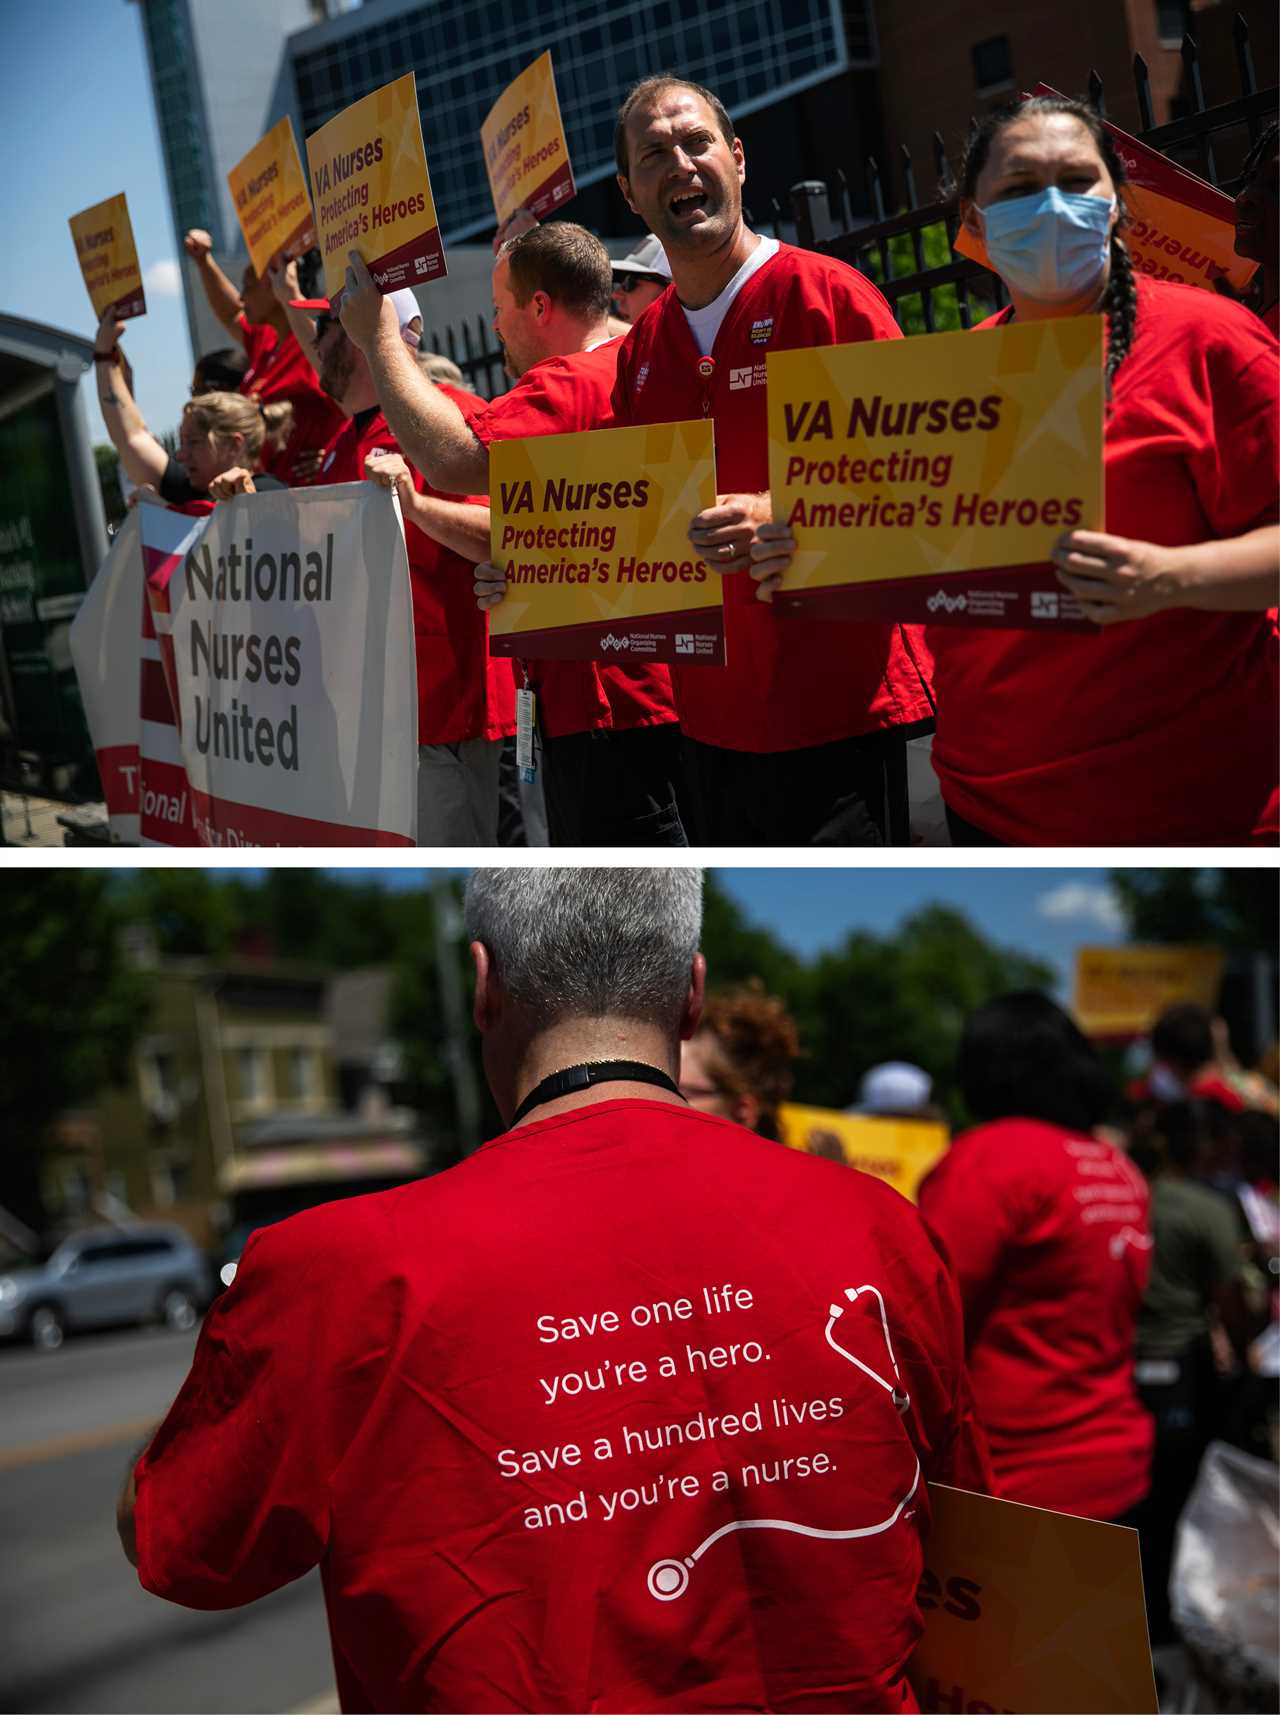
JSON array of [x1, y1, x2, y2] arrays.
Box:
[[127, 0, 325, 358]]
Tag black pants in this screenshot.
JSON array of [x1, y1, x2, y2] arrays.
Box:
[[680, 727, 925, 847], [945, 805, 1006, 847], [1133, 1337, 1220, 1647], [542, 725, 687, 847]]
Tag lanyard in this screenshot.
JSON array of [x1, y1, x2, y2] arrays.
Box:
[[510, 1060, 685, 1127]]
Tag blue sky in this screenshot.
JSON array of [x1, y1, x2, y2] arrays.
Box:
[[2, 0, 197, 444], [219, 866, 1132, 996]]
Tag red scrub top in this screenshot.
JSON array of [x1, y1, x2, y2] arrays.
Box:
[[311, 404, 514, 745], [928, 277, 1279, 845], [237, 313, 346, 485], [133, 1099, 990, 1715], [612, 244, 936, 753], [471, 341, 678, 739], [919, 1117, 1153, 1521]]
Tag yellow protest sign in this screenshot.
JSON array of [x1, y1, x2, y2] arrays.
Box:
[[228, 117, 316, 279], [911, 1484, 1157, 1714], [1073, 944, 1225, 1039], [306, 72, 445, 305], [69, 192, 145, 321], [489, 420, 724, 664], [482, 51, 576, 227], [767, 316, 1103, 629], [956, 88, 1256, 295], [777, 1105, 948, 1202]]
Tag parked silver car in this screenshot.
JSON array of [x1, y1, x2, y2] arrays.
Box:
[[0, 1225, 210, 1351]]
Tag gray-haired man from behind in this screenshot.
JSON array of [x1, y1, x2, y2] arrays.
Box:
[[122, 869, 988, 1713]]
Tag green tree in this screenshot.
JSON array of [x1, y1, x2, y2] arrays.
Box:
[[0, 875, 151, 1234], [1110, 869, 1277, 952], [95, 444, 126, 527], [113, 870, 237, 958]]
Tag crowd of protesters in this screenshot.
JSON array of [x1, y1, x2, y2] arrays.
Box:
[[116, 865, 1279, 1709], [675, 979, 1280, 1671], [90, 82, 1278, 846]]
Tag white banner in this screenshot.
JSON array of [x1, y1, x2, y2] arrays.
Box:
[[68, 512, 143, 843], [140, 485, 417, 847]]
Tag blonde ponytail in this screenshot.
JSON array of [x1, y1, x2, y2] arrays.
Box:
[[183, 390, 295, 470]]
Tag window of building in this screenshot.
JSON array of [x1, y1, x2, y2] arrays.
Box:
[[972, 35, 1013, 94], [285, 1047, 321, 1103], [237, 1046, 269, 1106]]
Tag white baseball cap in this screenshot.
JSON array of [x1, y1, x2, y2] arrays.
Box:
[[851, 1062, 934, 1115], [611, 235, 672, 281]]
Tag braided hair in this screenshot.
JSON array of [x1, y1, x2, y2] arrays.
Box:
[[1238, 120, 1279, 188], [960, 94, 1138, 393]]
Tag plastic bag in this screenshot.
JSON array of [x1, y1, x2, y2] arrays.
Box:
[[1170, 1440, 1279, 1712]]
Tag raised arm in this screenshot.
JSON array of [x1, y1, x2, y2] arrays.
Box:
[[339, 253, 490, 496], [364, 451, 491, 562], [183, 229, 247, 349], [93, 313, 171, 489], [267, 254, 323, 375]]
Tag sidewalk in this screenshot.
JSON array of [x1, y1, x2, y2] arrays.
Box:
[[1, 793, 109, 849]]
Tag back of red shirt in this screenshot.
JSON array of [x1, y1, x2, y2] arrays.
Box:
[[612, 245, 935, 753], [471, 341, 677, 739], [918, 1118, 1153, 1520], [133, 1100, 989, 1714], [238, 314, 345, 485]]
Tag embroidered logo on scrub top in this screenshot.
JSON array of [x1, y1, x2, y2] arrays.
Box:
[[749, 317, 774, 345]]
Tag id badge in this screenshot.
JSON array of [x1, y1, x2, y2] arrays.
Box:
[[516, 687, 537, 784]]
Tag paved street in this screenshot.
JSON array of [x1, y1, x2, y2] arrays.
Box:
[[0, 1325, 336, 1714]]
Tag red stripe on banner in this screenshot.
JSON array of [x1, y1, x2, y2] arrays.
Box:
[[95, 744, 140, 817], [142, 545, 182, 603], [139, 757, 198, 845], [157, 634, 183, 734], [526, 158, 576, 220], [330, 226, 447, 308], [490, 604, 725, 664], [140, 657, 177, 727], [187, 788, 413, 848], [771, 564, 1098, 632]]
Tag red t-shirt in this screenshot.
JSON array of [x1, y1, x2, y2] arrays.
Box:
[[471, 341, 677, 740], [1126, 1069, 1247, 1113], [238, 313, 346, 485], [612, 244, 936, 753], [1262, 300, 1279, 337], [311, 405, 514, 745], [133, 1099, 990, 1714], [918, 1118, 1153, 1521], [928, 278, 1280, 845]]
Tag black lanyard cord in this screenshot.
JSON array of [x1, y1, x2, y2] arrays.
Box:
[[510, 1060, 685, 1127]]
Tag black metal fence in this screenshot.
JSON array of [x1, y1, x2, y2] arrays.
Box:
[[433, 13, 1275, 391]]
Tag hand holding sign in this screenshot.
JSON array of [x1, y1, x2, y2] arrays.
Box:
[[1051, 528, 1183, 624], [474, 562, 508, 611], [339, 250, 396, 350], [688, 492, 771, 575], [748, 521, 797, 602]]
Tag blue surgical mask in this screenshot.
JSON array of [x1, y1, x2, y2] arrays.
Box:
[[979, 186, 1115, 302]]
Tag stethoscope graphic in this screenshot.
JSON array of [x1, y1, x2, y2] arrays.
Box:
[[646, 1285, 920, 1602]]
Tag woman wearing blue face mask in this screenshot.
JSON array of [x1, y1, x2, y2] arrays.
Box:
[[752, 95, 1279, 846]]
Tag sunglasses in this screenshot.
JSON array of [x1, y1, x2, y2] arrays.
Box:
[[613, 275, 666, 294]]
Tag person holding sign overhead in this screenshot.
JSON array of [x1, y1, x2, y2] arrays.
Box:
[[340, 225, 687, 848], [183, 229, 343, 486], [610, 77, 935, 847], [755, 94, 1279, 844]]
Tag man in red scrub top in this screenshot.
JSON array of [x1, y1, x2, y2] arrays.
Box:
[[609, 77, 936, 845], [183, 230, 344, 484], [299, 290, 514, 846], [340, 226, 686, 847], [118, 869, 990, 1714]]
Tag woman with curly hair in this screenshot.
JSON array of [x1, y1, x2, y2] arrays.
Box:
[[679, 981, 799, 1139]]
